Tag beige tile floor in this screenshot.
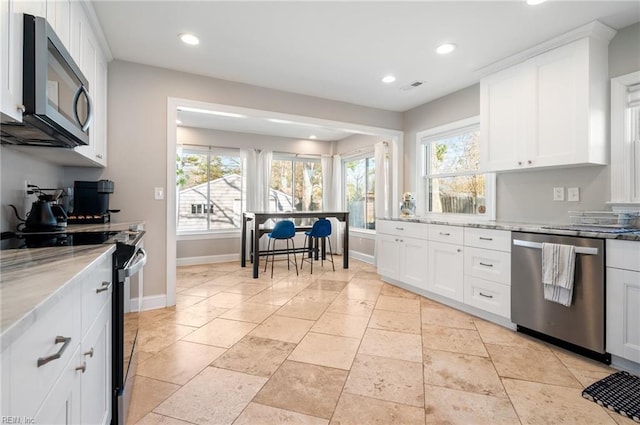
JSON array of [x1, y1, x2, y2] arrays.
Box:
[[128, 259, 635, 425]]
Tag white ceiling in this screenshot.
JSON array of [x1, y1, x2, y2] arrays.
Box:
[[93, 0, 640, 138]]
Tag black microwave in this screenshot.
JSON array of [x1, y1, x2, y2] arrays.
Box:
[[0, 14, 92, 148]]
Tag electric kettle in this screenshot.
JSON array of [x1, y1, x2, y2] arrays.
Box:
[[24, 198, 61, 231]]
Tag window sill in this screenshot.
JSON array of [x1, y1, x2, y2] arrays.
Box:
[[349, 228, 377, 239], [177, 230, 241, 241]]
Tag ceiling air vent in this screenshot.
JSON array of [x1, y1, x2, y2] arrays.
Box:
[[400, 80, 426, 91]]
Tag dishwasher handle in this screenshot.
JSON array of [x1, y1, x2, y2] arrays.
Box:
[[512, 239, 598, 256]]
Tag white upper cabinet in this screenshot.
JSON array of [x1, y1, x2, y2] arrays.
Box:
[[480, 22, 615, 172], [1, 0, 109, 167]]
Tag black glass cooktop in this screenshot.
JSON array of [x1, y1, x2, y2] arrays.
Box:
[[0, 231, 121, 250]]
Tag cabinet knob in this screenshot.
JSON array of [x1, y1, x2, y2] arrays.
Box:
[[518, 161, 523, 166], [457, 248, 462, 252], [75, 362, 87, 374], [17, 104, 26, 112], [96, 281, 112, 294], [84, 348, 94, 358], [527, 160, 532, 165], [96, 153, 103, 159]]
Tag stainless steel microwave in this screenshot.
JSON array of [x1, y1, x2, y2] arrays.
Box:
[[0, 14, 92, 148]]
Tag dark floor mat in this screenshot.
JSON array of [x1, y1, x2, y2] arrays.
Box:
[[582, 371, 640, 423]]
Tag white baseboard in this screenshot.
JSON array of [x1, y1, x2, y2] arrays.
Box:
[[130, 294, 168, 312], [177, 253, 240, 266], [349, 251, 375, 265]]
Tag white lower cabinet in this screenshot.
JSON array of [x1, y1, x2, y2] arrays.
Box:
[[376, 222, 514, 320], [2, 250, 113, 422], [376, 232, 428, 290], [427, 240, 464, 302], [80, 300, 112, 425], [606, 240, 640, 363]]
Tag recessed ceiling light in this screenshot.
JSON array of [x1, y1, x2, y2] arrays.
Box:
[[381, 75, 396, 84], [177, 106, 245, 118], [309, 135, 317, 139], [267, 118, 294, 124], [179, 33, 199, 45], [436, 43, 456, 55], [526, 0, 547, 5]]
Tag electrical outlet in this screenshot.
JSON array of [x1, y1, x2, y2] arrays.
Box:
[[24, 180, 30, 198], [568, 187, 580, 202], [154, 187, 164, 200], [553, 187, 565, 201]]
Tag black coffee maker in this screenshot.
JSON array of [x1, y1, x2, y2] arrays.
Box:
[[69, 180, 115, 224]]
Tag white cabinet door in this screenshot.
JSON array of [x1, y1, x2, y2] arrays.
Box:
[[1, 0, 23, 122], [427, 241, 464, 302], [34, 346, 82, 425], [400, 237, 428, 290], [607, 267, 640, 363], [529, 39, 590, 167], [46, 0, 71, 50], [376, 233, 400, 280], [480, 62, 528, 172], [80, 301, 112, 425]]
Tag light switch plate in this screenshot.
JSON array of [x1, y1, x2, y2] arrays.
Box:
[[154, 187, 164, 200], [567, 187, 580, 202], [553, 187, 565, 201]]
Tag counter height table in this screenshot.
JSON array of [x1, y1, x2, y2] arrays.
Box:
[[241, 211, 349, 278]]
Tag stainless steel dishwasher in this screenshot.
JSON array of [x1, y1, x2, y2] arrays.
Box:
[[511, 232, 609, 363]]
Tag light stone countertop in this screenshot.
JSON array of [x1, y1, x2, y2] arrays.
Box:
[[378, 217, 640, 242], [0, 221, 143, 350]]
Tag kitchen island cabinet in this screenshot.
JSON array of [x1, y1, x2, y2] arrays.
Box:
[[0, 245, 114, 422]]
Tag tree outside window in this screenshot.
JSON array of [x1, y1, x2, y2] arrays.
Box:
[[344, 156, 376, 230], [176, 149, 242, 232], [270, 158, 323, 212]]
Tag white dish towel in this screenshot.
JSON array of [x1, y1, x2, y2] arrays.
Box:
[[541, 242, 576, 307]]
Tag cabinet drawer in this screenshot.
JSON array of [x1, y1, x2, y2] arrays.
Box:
[[464, 228, 511, 252], [464, 247, 511, 285], [606, 240, 640, 272], [10, 283, 81, 417], [464, 276, 511, 318], [377, 220, 429, 239], [82, 253, 113, 335], [428, 224, 464, 245]]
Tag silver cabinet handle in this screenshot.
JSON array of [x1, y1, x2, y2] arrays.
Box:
[[479, 262, 494, 267], [17, 104, 26, 112], [84, 348, 94, 358], [37, 336, 71, 367], [96, 153, 103, 159], [395, 227, 404, 231], [512, 239, 598, 255], [479, 292, 494, 299], [479, 237, 493, 241], [96, 281, 112, 293], [75, 362, 86, 373], [440, 232, 450, 236]]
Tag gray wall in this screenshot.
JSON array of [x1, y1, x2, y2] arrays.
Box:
[[1, 147, 66, 232], [401, 22, 640, 225]]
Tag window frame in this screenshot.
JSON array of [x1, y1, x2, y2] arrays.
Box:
[[343, 150, 377, 232], [176, 145, 243, 236], [416, 116, 496, 220]]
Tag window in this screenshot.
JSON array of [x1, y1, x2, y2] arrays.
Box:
[[610, 72, 640, 205], [270, 157, 323, 212], [176, 147, 242, 233], [418, 116, 494, 218], [344, 154, 376, 230]]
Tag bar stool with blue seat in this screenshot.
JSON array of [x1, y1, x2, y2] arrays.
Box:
[[301, 218, 335, 274], [264, 220, 299, 278]]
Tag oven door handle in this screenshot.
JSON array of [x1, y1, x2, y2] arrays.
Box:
[[124, 248, 147, 278]]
